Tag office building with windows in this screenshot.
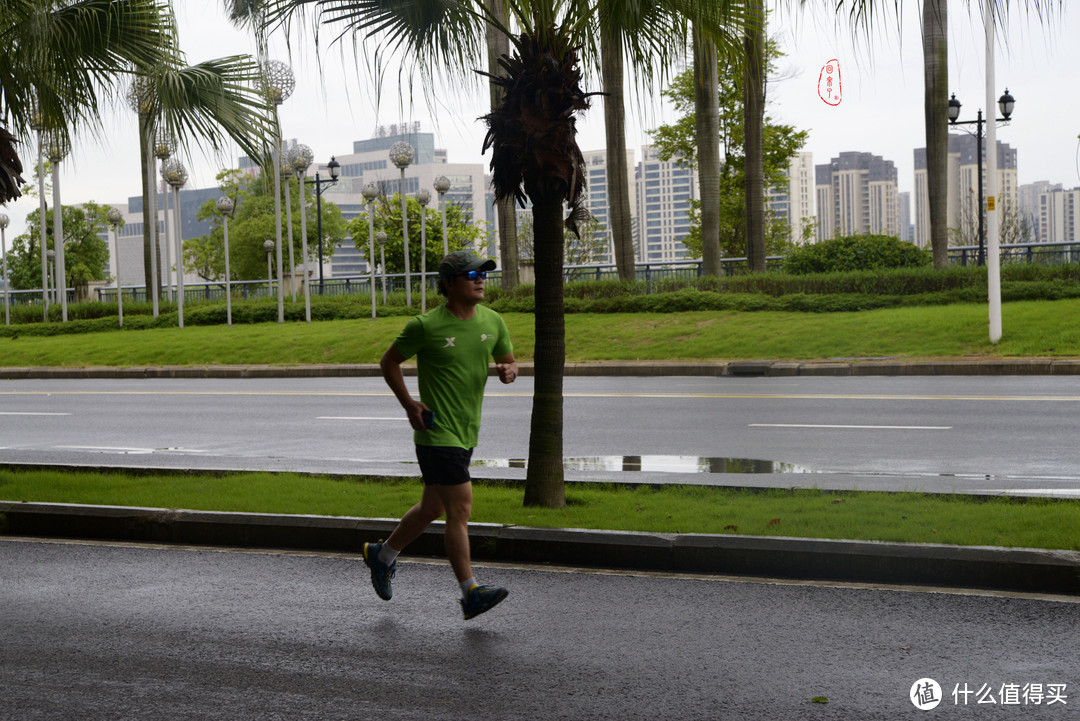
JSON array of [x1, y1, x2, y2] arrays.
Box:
[[815, 151, 899, 242], [766, 152, 815, 244], [635, 145, 697, 262]]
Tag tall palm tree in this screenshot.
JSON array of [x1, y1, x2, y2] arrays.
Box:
[[742, 0, 765, 271], [486, 0, 520, 289], [693, 26, 722, 276], [1, 0, 175, 204], [264, 0, 743, 507], [923, 0, 948, 269]]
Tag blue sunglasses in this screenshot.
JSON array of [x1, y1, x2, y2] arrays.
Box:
[[456, 270, 488, 280]]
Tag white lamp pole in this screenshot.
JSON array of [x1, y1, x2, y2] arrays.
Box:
[[280, 144, 297, 303], [154, 132, 174, 301], [162, 158, 187, 328], [261, 60, 295, 323], [0, 213, 9, 325], [377, 231, 387, 304], [107, 207, 123, 327], [292, 144, 314, 323], [984, 2, 1002, 344], [46, 131, 68, 321], [264, 239, 275, 287], [389, 141, 415, 306], [434, 175, 451, 256], [362, 183, 379, 320], [416, 189, 431, 313], [217, 196, 235, 326]]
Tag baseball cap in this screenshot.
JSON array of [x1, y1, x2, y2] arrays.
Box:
[[438, 250, 496, 280]]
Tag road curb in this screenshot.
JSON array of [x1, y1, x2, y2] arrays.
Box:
[[2, 502, 1077, 596], [3, 358, 1080, 379]]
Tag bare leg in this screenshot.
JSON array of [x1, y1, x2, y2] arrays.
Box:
[[431, 482, 474, 583], [385, 485, 445, 552]]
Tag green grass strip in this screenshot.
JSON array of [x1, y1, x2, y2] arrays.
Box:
[[1, 468, 1078, 551]]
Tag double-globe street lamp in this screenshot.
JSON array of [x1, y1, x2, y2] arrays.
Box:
[[291, 144, 315, 322], [162, 157, 188, 328], [107, 207, 123, 327], [302, 156, 340, 295], [433, 175, 451, 256], [216, 196, 235, 326], [947, 88, 1015, 268], [389, 141, 415, 306]]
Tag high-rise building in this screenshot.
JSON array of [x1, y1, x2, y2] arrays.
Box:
[[814, 151, 899, 241], [766, 152, 815, 244], [579, 148, 636, 265], [913, 135, 1018, 248], [1039, 186, 1080, 244], [635, 145, 697, 262], [1019, 181, 1062, 242], [897, 191, 913, 243]]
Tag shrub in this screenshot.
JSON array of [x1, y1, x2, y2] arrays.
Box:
[[783, 234, 932, 275]]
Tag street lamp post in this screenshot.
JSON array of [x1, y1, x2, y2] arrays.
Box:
[[261, 60, 295, 323], [433, 176, 451, 256], [416, 189, 431, 313], [264, 239, 275, 289], [377, 231, 387, 304], [362, 183, 379, 320], [154, 131, 174, 300], [291, 144, 315, 322], [304, 156, 340, 295], [389, 141, 415, 306], [216, 196, 235, 326], [280, 145, 297, 303], [947, 89, 1015, 268], [162, 158, 188, 328], [0, 212, 9, 326], [107, 207, 123, 327], [46, 130, 68, 321], [46, 248, 55, 305]]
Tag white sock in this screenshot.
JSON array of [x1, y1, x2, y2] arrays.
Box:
[[460, 577, 478, 597], [378, 543, 400, 565]]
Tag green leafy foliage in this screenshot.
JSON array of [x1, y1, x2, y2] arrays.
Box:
[[784, 235, 932, 275], [6, 201, 113, 289]]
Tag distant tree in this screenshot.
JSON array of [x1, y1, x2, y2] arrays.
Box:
[[517, 211, 607, 270], [7, 201, 111, 289], [185, 169, 345, 282]]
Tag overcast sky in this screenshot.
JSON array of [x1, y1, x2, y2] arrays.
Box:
[[3, 0, 1078, 235]]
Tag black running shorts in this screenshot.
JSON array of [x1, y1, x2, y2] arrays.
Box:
[[415, 445, 474, 486]]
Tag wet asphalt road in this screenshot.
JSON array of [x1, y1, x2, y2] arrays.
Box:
[[2, 539, 1077, 720]]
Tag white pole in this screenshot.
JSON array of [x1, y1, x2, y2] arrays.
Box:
[[284, 175, 296, 303], [298, 174, 311, 322], [174, 185, 184, 328], [161, 175, 173, 301], [985, 1, 1001, 343], [223, 216, 232, 326], [419, 204, 427, 313], [273, 138, 285, 323], [401, 168, 411, 306], [368, 202, 376, 320], [439, 191, 449, 256], [37, 132, 48, 320], [50, 160, 67, 321]]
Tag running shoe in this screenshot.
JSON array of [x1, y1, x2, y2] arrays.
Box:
[[460, 584, 508, 620], [362, 542, 397, 601]]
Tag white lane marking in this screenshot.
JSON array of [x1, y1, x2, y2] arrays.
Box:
[[53, 445, 209, 454], [749, 423, 952, 430], [974, 488, 1080, 498], [0, 412, 72, 416], [316, 416, 407, 421]]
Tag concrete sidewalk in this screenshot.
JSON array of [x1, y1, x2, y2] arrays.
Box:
[[2, 501, 1078, 597], [3, 357, 1080, 379]]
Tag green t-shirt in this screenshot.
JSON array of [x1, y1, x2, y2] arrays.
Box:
[[393, 304, 513, 449]]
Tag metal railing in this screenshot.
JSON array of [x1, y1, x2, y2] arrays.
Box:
[[947, 241, 1080, 267]]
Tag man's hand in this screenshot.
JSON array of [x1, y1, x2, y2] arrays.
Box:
[[405, 399, 432, 432], [495, 362, 518, 384]]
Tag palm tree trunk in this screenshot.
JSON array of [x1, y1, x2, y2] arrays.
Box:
[[601, 26, 635, 281], [693, 27, 722, 277], [138, 113, 156, 300], [523, 191, 566, 508], [923, 0, 949, 269], [486, 0, 519, 288], [743, 0, 766, 272]]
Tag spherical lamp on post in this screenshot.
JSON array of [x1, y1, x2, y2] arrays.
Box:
[[216, 196, 235, 326], [264, 239, 275, 289], [45, 130, 70, 321], [433, 175, 452, 256], [389, 141, 415, 306], [154, 131, 175, 300], [292, 144, 314, 322], [162, 158, 188, 328], [361, 183, 379, 320], [260, 60, 295, 323], [376, 231, 387, 305], [0, 212, 10, 326], [415, 189, 431, 313], [279, 145, 299, 304], [107, 207, 124, 327]]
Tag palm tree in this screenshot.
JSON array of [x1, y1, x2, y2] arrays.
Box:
[[1, 0, 176, 204], [742, 0, 765, 271], [486, 0, 521, 289], [264, 0, 743, 507], [923, 0, 948, 269], [693, 26, 722, 276]]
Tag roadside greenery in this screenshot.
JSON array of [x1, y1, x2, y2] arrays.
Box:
[[1, 468, 1077, 551], [783, 234, 933, 275]]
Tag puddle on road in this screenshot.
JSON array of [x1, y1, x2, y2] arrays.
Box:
[[472, 455, 817, 474]]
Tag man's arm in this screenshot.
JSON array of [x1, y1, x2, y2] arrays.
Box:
[[493, 352, 518, 384], [380, 344, 429, 431]]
